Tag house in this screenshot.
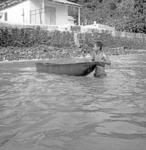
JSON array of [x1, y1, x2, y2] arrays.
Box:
[[0, 0, 81, 26]]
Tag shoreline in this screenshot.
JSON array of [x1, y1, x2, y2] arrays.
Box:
[[0, 47, 145, 65], [0, 58, 48, 64]]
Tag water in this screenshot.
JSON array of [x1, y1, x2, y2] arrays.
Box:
[[0, 53, 146, 150]]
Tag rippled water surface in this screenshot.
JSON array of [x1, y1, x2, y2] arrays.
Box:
[[0, 52, 146, 150]]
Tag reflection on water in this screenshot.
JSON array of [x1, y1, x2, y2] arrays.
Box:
[[0, 53, 146, 150]]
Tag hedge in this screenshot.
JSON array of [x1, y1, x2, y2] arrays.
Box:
[[0, 45, 82, 61], [0, 26, 75, 48], [77, 31, 146, 50], [1, 23, 146, 49], [0, 23, 146, 61]]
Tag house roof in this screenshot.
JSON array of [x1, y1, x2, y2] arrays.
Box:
[[53, 0, 81, 7], [0, 0, 81, 11], [0, 0, 26, 10]]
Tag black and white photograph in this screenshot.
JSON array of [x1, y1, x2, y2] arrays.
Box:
[[0, 0, 146, 150]]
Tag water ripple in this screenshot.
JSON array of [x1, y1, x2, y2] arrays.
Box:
[[0, 54, 146, 150]]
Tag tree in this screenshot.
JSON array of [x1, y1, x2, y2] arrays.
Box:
[[71, 0, 146, 33], [115, 0, 146, 33], [132, 0, 146, 33]]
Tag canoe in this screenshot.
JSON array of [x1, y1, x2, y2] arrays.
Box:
[[35, 61, 107, 76]]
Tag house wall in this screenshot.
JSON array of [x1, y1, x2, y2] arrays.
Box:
[[44, 0, 69, 26], [29, 0, 44, 24], [30, 0, 42, 10], [0, 0, 76, 26], [29, 0, 69, 25], [56, 4, 68, 25], [0, 0, 30, 25]]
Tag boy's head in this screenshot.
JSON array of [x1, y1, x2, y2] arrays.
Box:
[[88, 41, 103, 51], [95, 41, 103, 51]]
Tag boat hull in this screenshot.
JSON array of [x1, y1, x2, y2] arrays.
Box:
[[35, 61, 103, 76]]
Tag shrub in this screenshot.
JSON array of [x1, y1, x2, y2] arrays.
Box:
[[0, 24, 75, 48], [78, 31, 146, 50]]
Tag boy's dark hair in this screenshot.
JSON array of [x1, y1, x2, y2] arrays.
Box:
[[88, 41, 103, 50], [95, 41, 103, 51]]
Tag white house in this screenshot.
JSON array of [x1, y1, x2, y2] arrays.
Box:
[[0, 0, 81, 26]]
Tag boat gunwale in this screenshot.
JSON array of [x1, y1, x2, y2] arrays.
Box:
[[36, 61, 106, 66]]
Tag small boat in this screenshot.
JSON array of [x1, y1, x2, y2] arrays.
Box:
[[35, 61, 108, 76]]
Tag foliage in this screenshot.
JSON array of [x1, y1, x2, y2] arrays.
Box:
[[0, 23, 146, 61], [0, 24, 75, 47], [0, 0, 146, 33], [78, 31, 146, 50], [70, 0, 146, 33]]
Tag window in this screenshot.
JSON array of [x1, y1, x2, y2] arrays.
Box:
[[30, 8, 43, 24], [4, 12, 7, 21], [0, 13, 3, 19]]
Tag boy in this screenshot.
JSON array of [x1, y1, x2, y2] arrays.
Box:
[[91, 41, 110, 77]]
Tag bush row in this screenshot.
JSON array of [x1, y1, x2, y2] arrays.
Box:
[[0, 26, 75, 47], [1, 23, 146, 49], [0, 23, 146, 62], [0, 45, 82, 61], [78, 32, 146, 50], [0, 45, 130, 61]]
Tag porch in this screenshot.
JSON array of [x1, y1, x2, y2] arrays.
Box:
[[30, 0, 81, 26]]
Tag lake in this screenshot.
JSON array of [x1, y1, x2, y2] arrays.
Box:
[[0, 52, 146, 150]]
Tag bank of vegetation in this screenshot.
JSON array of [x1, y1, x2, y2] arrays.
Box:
[[70, 0, 146, 34], [0, 0, 146, 61], [0, 23, 146, 61]]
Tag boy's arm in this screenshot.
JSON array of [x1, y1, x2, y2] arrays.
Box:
[[102, 53, 111, 65], [91, 51, 96, 61]]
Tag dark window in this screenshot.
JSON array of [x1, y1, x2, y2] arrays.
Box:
[[0, 13, 3, 19], [4, 12, 7, 21]]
